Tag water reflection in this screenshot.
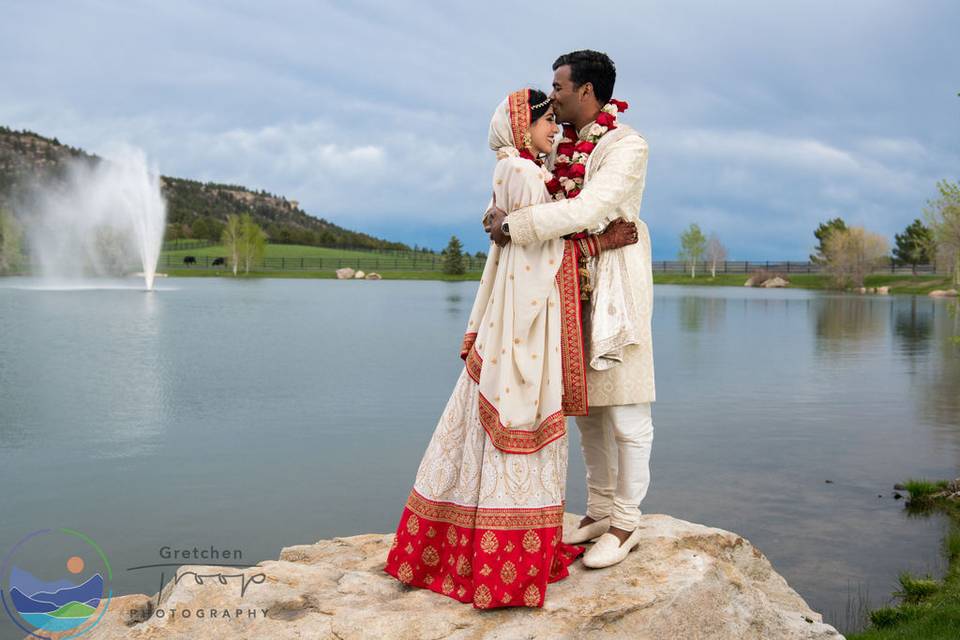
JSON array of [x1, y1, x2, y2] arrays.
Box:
[[678, 295, 726, 333], [814, 295, 888, 353], [913, 300, 960, 446], [445, 290, 465, 316], [894, 297, 934, 357]]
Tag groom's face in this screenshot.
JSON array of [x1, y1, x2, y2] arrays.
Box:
[[550, 65, 579, 124]]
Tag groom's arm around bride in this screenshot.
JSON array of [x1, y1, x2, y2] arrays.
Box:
[[496, 133, 648, 248]]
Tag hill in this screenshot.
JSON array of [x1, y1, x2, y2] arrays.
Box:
[[0, 125, 411, 251]]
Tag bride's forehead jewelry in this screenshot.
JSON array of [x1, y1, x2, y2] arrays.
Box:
[[531, 96, 551, 110]]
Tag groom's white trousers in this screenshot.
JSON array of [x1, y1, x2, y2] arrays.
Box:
[[574, 402, 654, 531]]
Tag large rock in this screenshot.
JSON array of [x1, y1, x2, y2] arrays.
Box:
[[761, 276, 790, 288], [31, 513, 844, 640], [929, 289, 959, 297], [335, 267, 355, 279]]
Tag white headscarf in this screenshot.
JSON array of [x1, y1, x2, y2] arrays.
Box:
[[488, 92, 525, 161]]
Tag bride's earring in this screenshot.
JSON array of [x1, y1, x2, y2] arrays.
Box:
[[522, 131, 533, 151]]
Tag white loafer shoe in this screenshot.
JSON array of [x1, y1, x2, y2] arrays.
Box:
[[562, 515, 611, 545], [581, 527, 643, 569]]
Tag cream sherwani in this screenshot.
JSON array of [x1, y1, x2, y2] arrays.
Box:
[[506, 122, 655, 406]]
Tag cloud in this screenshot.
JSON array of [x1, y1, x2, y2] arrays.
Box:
[[1, 0, 958, 256]]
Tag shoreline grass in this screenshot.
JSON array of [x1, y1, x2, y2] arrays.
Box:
[[846, 478, 960, 639]]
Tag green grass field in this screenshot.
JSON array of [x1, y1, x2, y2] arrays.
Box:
[[161, 243, 485, 272], [652, 272, 953, 295], [158, 244, 959, 294], [163, 243, 430, 259]]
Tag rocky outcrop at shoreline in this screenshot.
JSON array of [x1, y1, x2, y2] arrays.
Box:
[[29, 513, 845, 640]]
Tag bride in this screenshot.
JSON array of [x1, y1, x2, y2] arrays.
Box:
[[383, 88, 638, 609]]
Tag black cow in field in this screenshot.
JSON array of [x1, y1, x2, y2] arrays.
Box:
[[183, 256, 196, 266], [212, 257, 226, 266]]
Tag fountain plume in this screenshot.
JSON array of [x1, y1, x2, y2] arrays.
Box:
[[23, 144, 167, 290]]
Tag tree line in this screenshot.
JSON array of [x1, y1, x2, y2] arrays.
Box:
[[675, 178, 960, 288]]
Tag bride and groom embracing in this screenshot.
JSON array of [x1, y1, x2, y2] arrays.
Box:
[[384, 49, 656, 610]]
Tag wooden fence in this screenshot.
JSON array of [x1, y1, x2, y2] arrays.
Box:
[[159, 254, 940, 275]]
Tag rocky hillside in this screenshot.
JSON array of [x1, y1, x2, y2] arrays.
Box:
[[0, 125, 409, 251]]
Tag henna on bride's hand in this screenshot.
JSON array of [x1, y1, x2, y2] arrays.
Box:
[[599, 219, 639, 251]]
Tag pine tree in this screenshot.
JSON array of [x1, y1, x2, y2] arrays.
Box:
[[893, 219, 933, 275], [810, 218, 847, 264], [442, 235, 466, 275]]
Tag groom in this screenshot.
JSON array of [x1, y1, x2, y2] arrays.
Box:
[[485, 50, 655, 569]]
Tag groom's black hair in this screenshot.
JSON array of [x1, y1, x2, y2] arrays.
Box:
[[553, 50, 616, 104]]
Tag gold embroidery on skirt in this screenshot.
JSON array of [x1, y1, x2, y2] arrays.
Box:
[[500, 560, 517, 584], [474, 584, 492, 608], [523, 583, 541, 607], [522, 529, 541, 553], [456, 554, 472, 577], [406, 514, 420, 535], [480, 530, 499, 553], [397, 562, 413, 584], [421, 545, 439, 567]]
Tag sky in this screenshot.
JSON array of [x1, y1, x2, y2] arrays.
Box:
[[1, 0, 958, 258]]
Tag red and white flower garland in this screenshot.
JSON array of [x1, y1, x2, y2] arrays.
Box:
[[545, 99, 628, 200]]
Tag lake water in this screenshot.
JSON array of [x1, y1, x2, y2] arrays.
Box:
[[1, 277, 958, 635]]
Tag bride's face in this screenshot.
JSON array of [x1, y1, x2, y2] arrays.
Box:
[[527, 106, 559, 155]]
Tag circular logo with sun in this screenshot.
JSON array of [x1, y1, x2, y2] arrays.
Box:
[[1, 529, 112, 638]]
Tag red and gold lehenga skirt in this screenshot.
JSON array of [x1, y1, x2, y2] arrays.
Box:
[[384, 240, 589, 609]]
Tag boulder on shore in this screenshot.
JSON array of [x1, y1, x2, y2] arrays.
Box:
[[335, 268, 355, 279], [34, 513, 845, 640], [761, 276, 789, 288], [929, 289, 959, 297], [354, 270, 366, 279], [365, 272, 382, 280]]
